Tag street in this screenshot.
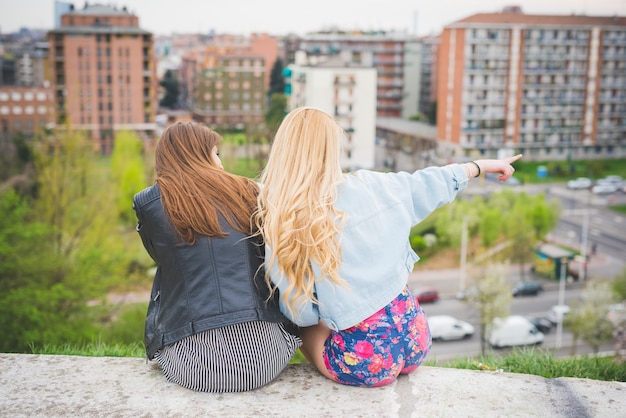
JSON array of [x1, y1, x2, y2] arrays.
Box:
[[407, 180, 626, 362], [417, 285, 614, 362]]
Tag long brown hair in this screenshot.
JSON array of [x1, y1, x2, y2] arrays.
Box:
[[155, 122, 258, 243]]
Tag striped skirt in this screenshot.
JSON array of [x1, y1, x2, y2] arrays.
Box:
[[154, 321, 301, 392]]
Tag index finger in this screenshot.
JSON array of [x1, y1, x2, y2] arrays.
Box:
[[505, 154, 523, 164]]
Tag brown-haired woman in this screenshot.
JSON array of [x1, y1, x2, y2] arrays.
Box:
[[133, 122, 300, 392]]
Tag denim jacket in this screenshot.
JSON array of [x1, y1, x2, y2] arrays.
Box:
[[267, 164, 469, 331]]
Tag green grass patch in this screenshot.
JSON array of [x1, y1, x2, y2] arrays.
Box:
[[609, 205, 626, 215], [514, 158, 626, 184], [426, 347, 626, 381], [30, 341, 145, 358], [222, 158, 264, 179]]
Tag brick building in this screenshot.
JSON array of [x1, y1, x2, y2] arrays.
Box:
[[47, 3, 157, 154]]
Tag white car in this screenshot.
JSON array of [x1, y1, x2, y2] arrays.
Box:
[[567, 177, 592, 189], [546, 304, 571, 325], [428, 315, 475, 341], [592, 181, 618, 194], [488, 315, 544, 349]]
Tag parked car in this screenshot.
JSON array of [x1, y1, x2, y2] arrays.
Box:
[[414, 287, 439, 304], [512, 281, 544, 297], [525, 316, 553, 334], [567, 177, 592, 190], [602, 175, 623, 185], [488, 316, 545, 349], [428, 315, 475, 341], [592, 181, 618, 194], [546, 304, 571, 325]]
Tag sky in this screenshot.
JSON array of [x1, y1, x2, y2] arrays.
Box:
[[1, 0, 625, 37]]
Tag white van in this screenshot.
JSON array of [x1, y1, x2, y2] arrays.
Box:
[[488, 315, 545, 349], [428, 315, 475, 341]]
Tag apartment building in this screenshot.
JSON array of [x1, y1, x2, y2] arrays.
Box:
[[186, 51, 267, 127], [286, 52, 377, 170], [418, 35, 439, 124], [295, 31, 420, 119], [47, 3, 157, 154], [0, 85, 55, 140], [0, 30, 54, 140], [176, 33, 279, 127], [437, 10, 626, 161]]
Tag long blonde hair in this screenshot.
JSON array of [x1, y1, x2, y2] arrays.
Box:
[[156, 122, 258, 243], [256, 107, 348, 318]]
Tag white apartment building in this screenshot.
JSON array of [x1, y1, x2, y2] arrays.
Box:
[[286, 52, 377, 170]]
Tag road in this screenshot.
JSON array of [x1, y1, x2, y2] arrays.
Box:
[[419, 286, 614, 362], [409, 181, 625, 362]]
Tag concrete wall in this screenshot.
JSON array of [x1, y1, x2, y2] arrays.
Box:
[[1, 353, 625, 417]]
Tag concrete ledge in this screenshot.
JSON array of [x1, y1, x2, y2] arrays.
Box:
[[1, 353, 625, 417]]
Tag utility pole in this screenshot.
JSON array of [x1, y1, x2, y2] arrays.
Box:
[[459, 216, 468, 296], [555, 257, 567, 350]]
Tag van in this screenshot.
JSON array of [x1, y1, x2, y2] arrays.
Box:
[[488, 315, 544, 349], [427, 315, 475, 341]]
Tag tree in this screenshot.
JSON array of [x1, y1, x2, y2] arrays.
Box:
[[268, 58, 285, 95], [159, 70, 180, 109], [0, 190, 95, 352], [612, 268, 626, 301], [265, 93, 287, 140], [566, 280, 615, 355], [502, 191, 560, 280], [11, 128, 145, 351], [467, 263, 512, 355], [409, 112, 429, 123], [111, 131, 147, 222]]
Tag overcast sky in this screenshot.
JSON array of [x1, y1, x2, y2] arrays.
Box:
[[1, 0, 625, 37]]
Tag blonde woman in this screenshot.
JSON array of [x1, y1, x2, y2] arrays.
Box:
[[133, 122, 300, 392], [256, 107, 521, 387]]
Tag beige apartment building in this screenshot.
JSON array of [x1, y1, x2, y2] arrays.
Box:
[[295, 31, 420, 119], [177, 33, 279, 128], [436, 11, 626, 161], [47, 3, 157, 154]]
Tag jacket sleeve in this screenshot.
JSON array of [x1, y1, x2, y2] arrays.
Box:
[[392, 164, 469, 226], [133, 192, 158, 262]]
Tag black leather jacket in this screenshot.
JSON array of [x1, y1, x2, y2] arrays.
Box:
[[133, 184, 287, 360]]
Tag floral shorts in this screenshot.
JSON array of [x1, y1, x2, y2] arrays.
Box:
[[322, 287, 431, 387]]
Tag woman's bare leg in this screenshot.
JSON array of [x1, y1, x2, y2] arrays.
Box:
[[299, 322, 335, 381]]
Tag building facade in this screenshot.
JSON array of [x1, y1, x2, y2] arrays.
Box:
[[286, 52, 377, 170], [47, 3, 157, 154], [176, 33, 279, 128], [437, 11, 626, 161], [0, 85, 55, 140], [295, 31, 420, 119], [418, 35, 439, 124]]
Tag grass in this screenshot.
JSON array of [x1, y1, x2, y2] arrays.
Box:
[[610, 205, 626, 215], [29, 341, 145, 358], [514, 158, 626, 185], [25, 344, 625, 382], [426, 347, 626, 382]]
